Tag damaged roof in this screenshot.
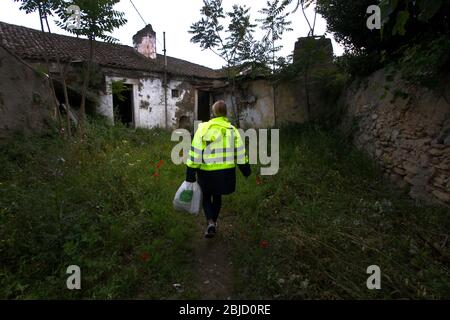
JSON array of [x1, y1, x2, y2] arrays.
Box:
[[0, 21, 221, 79]]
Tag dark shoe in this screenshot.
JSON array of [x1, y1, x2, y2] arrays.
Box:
[[205, 223, 216, 238]]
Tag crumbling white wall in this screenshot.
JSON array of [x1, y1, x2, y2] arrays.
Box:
[[98, 75, 193, 129], [216, 79, 276, 129], [240, 80, 275, 129]]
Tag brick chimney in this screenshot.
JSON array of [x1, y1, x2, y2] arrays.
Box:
[[133, 24, 157, 59]]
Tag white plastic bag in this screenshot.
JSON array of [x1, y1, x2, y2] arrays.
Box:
[[173, 181, 202, 215]]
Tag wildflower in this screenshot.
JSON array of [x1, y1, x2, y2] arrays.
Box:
[[260, 240, 269, 249], [153, 172, 159, 178], [139, 251, 150, 263], [156, 159, 164, 169]]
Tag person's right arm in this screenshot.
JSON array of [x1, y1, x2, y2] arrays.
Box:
[[238, 163, 251, 178], [185, 126, 204, 182], [234, 127, 251, 178]]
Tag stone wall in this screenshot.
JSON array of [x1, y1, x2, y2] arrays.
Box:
[[0, 46, 54, 141], [342, 69, 450, 206]]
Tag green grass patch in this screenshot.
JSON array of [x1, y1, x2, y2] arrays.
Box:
[[0, 120, 197, 299], [227, 125, 449, 299], [0, 121, 448, 299]]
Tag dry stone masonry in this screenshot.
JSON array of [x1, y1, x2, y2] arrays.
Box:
[[343, 70, 450, 206]]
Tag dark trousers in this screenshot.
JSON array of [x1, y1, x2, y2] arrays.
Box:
[[202, 193, 222, 222]]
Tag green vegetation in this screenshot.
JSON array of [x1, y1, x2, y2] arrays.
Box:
[[0, 120, 197, 299], [228, 126, 449, 299], [316, 0, 449, 85], [1, 122, 448, 299]]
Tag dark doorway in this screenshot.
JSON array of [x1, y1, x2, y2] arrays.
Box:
[[113, 83, 134, 126], [198, 91, 210, 122]]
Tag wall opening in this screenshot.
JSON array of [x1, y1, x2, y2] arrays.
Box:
[[113, 83, 134, 127], [198, 90, 210, 122]]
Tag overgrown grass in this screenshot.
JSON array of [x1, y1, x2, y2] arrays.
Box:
[[0, 121, 448, 299], [227, 125, 449, 299], [0, 120, 198, 299]]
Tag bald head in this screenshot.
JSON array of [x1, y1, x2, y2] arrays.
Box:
[[212, 100, 227, 118]]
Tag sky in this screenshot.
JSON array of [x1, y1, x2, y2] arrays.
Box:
[[0, 0, 344, 69]]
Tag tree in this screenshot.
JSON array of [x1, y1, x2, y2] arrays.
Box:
[[256, 0, 293, 73], [55, 0, 127, 135], [190, 0, 257, 127], [316, 0, 449, 78], [291, 0, 317, 36], [14, 0, 67, 133], [316, 0, 448, 54]]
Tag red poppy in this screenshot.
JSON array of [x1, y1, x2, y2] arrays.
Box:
[[139, 251, 150, 262], [153, 172, 159, 178], [156, 160, 164, 169], [256, 176, 263, 185], [260, 240, 269, 249]]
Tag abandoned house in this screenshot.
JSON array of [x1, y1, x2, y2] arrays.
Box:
[[0, 20, 335, 134], [0, 21, 227, 130]]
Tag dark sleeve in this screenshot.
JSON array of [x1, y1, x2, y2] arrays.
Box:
[[238, 163, 251, 178], [186, 166, 197, 182]]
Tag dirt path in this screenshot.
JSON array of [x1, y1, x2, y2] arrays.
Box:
[[192, 214, 235, 300]]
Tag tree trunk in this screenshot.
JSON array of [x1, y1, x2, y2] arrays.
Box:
[[79, 37, 94, 135], [38, 5, 62, 130], [43, 13, 73, 138], [227, 66, 240, 128], [60, 64, 72, 137], [231, 76, 240, 128], [272, 83, 277, 127]]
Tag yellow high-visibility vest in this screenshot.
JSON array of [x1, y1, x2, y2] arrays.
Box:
[[186, 117, 248, 171]]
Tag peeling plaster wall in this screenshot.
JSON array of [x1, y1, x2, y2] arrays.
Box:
[[98, 93, 114, 123], [99, 75, 196, 129], [136, 77, 166, 128], [238, 80, 275, 129], [275, 80, 308, 125], [0, 46, 54, 141], [134, 36, 157, 60], [216, 79, 276, 129]]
